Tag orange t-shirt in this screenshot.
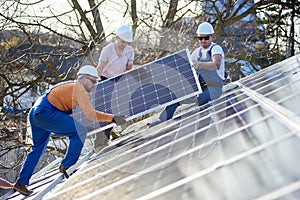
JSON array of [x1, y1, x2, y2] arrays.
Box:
[[47, 80, 113, 122]]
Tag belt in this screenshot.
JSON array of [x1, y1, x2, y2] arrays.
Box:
[[200, 82, 207, 89], [200, 81, 223, 89]]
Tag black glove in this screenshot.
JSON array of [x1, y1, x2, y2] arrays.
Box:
[[112, 115, 127, 125]]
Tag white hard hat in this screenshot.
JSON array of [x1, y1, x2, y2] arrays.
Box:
[[115, 25, 133, 42], [196, 22, 215, 35], [77, 65, 99, 78]]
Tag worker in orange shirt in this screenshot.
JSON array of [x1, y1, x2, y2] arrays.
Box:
[[13, 65, 126, 196]]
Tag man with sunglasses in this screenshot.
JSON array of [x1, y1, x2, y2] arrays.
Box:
[[160, 22, 226, 121], [13, 65, 126, 196]]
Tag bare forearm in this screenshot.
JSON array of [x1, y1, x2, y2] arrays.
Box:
[[192, 54, 222, 70], [96, 62, 106, 76], [193, 61, 219, 70]]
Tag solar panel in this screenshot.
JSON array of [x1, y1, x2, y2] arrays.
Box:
[[73, 49, 201, 132]]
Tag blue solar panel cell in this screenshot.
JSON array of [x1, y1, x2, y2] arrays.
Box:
[[73, 49, 201, 130]]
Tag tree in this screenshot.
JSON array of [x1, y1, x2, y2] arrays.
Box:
[[0, 0, 299, 185], [256, 0, 300, 58], [0, 0, 107, 184]]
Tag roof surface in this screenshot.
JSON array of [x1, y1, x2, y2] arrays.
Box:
[[3, 54, 300, 200]]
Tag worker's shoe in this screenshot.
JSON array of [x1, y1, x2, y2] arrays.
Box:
[[59, 164, 69, 179], [159, 103, 179, 122], [111, 131, 121, 140], [13, 182, 33, 196]]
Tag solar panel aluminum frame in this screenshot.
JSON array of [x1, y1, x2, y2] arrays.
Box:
[[74, 49, 202, 135]]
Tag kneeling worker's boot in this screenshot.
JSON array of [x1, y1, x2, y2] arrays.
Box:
[[14, 182, 33, 196], [59, 164, 69, 179]]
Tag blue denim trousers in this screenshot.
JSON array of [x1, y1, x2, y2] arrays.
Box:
[[17, 94, 87, 185], [160, 85, 223, 121]]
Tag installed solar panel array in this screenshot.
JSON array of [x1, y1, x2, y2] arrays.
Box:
[[4, 54, 300, 200], [40, 54, 300, 200], [73, 49, 201, 132]]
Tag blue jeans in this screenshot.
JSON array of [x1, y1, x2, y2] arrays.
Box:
[[17, 94, 87, 185], [159, 85, 222, 121]]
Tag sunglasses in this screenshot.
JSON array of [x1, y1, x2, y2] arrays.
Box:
[[86, 77, 97, 84], [198, 35, 210, 41]]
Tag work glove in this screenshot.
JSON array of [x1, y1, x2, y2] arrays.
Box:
[[112, 115, 127, 125]]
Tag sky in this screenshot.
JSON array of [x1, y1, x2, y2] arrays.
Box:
[[1, 0, 298, 53], [1, 0, 200, 30], [1, 0, 132, 35]]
